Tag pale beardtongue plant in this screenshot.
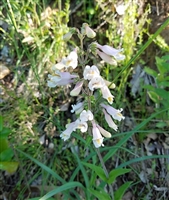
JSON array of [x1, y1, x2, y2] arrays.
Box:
[[47, 23, 125, 148]]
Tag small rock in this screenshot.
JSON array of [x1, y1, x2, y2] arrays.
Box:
[[0, 64, 10, 79]]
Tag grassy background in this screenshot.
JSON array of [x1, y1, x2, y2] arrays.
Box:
[[0, 0, 169, 199]]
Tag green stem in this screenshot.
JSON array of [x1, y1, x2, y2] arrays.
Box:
[[96, 148, 114, 200]]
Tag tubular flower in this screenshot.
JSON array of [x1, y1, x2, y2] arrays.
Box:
[[60, 122, 77, 141], [80, 110, 94, 122], [92, 123, 104, 148], [95, 43, 125, 61], [96, 124, 111, 138], [96, 50, 117, 65], [101, 85, 114, 104], [71, 102, 84, 114], [75, 119, 88, 133], [47, 70, 78, 88], [81, 23, 96, 38], [100, 103, 125, 121], [104, 79, 116, 89], [52, 50, 78, 70], [102, 109, 118, 131], [88, 76, 105, 91], [70, 81, 84, 96], [83, 65, 100, 80]]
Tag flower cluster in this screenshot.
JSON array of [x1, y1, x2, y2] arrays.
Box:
[[47, 23, 125, 148]]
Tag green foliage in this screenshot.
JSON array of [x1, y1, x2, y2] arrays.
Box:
[[114, 181, 133, 200], [82, 162, 107, 182], [144, 55, 169, 122], [0, 116, 19, 173], [107, 168, 131, 184], [88, 187, 111, 200]]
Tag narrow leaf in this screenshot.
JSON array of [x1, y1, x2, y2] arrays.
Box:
[[82, 162, 107, 182], [118, 154, 169, 168], [0, 116, 3, 131], [107, 169, 131, 184], [39, 182, 84, 200], [16, 148, 66, 184], [114, 181, 133, 200], [144, 67, 158, 77], [148, 91, 160, 103], [88, 188, 111, 200]]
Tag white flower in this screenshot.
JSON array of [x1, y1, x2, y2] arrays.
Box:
[[100, 103, 125, 121], [96, 124, 111, 138], [71, 102, 84, 114], [70, 81, 84, 96], [83, 65, 100, 80], [92, 123, 104, 148], [115, 4, 126, 15], [96, 43, 125, 60], [52, 50, 78, 70], [101, 85, 114, 104], [47, 70, 78, 88], [104, 79, 116, 89], [81, 23, 96, 38], [96, 50, 117, 65], [102, 109, 118, 131], [88, 76, 105, 91], [80, 110, 94, 122], [60, 122, 77, 141], [75, 119, 88, 133]]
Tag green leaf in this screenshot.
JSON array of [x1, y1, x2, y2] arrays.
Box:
[[72, 147, 90, 199], [155, 88, 169, 100], [88, 188, 111, 200], [0, 139, 9, 153], [114, 182, 133, 200], [82, 162, 107, 182], [0, 161, 19, 173], [118, 154, 169, 168], [0, 148, 14, 161], [147, 91, 160, 103], [39, 182, 85, 200], [156, 121, 167, 128], [28, 198, 55, 200], [155, 56, 169, 74], [107, 169, 131, 184], [0, 127, 11, 138], [157, 80, 169, 87], [144, 67, 158, 77], [0, 116, 3, 131]]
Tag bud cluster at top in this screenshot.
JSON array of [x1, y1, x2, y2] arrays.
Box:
[[47, 23, 125, 148]]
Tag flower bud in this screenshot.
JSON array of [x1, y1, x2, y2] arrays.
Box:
[[63, 28, 76, 41], [81, 23, 96, 38], [96, 124, 111, 138], [70, 81, 84, 96]]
